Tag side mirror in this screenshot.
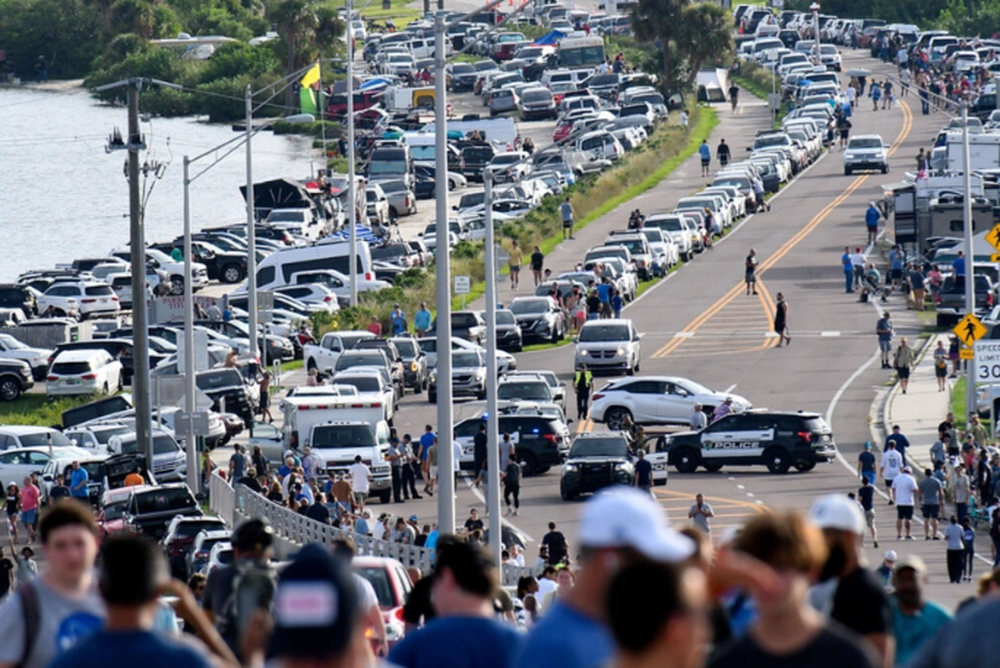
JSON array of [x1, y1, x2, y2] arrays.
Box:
[[572, 336, 579, 343]]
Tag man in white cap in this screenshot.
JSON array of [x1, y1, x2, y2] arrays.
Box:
[[809, 494, 894, 668], [891, 466, 919, 541], [517, 488, 694, 668], [874, 550, 896, 586]]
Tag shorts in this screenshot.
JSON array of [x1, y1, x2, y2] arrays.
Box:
[[260, 393, 271, 410], [891, 269, 903, 281], [896, 367, 910, 379], [21, 509, 37, 528], [865, 509, 876, 528], [745, 270, 756, 283], [562, 220, 573, 228], [921, 504, 940, 519], [352, 492, 367, 506], [701, 158, 710, 166], [884, 477, 895, 489], [879, 339, 892, 352], [509, 265, 520, 273], [897, 505, 914, 520], [861, 471, 876, 484], [430, 465, 439, 480]]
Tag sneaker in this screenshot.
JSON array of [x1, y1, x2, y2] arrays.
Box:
[[513, 509, 519, 516], [874, 541, 878, 548], [906, 535, 915, 540]]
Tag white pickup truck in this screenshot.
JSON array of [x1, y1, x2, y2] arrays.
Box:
[[251, 395, 392, 503], [303, 331, 377, 377]]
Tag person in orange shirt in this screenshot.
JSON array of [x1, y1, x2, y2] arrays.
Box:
[[124, 466, 145, 487]]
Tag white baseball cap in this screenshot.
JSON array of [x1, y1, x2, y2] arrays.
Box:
[[884, 550, 898, 562], [809, 494, 866, 535], [578, 487, 694, 562]]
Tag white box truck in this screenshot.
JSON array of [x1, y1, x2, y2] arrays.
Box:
[[280, 395, 392, 503]]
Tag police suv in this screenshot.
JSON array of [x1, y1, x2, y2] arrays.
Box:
[[660, 410, 837, 474]]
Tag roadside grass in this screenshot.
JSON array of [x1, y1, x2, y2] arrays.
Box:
[[280, 359, 304, 372], [522, 338, 573, 353], [732, 61, 786, 128], [365, 0, 422, 24], [952, 376, 968, 432], [0, 395, 91, 428]]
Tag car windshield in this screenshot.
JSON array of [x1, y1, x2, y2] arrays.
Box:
[[493, 154, 520, 165], [0, 334, 28, 349], [336, 377, 381, 393], [579, 324, 630, 342], [754, 135, 789, 148], [589, 74, 619, 86], [132, 487, 195, 515], [392, 340, 418, 357], [497, 382, 552, 400], [354, 566, 396, 606], [495, 311, 516, 325], [14, 431, 72, 447], [570, 437, 628, 457], [267, 210, 307, 222], [196, 370, 243, 390], [311, 425, 376, 447], [849, 138, 883, 149], [102, 499, 128, 521], [509, 299, 549, 315], [90, 426, 132, 445], [337, 353, 386, 370], [452, 352, 481, 367], [452, 63, 475, 74], [523, 90, 552, 103]]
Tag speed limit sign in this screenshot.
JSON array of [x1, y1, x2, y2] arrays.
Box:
[[974, 341, 1000, 383]]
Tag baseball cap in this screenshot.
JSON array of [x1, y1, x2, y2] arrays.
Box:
[[269, 544, 359, 660], [408, 514, 419, 522], [903, 465, 912, 473], [893, 554, 927, 575], [884, 550, 898, 562], [809, 494, 866, 535], [578, 487, 694, 562]]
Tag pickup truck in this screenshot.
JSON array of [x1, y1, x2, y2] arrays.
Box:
[[123, 483, 202, 540], [934, 275, 995, 327], [304, 331, 378, 377]]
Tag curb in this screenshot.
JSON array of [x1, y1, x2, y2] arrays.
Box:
[[878, 332, 941, 471]]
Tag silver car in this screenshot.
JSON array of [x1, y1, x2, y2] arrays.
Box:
[[378, 180, 418, 218], [574, 318, 641, 375], [843, 134, 889, 175]]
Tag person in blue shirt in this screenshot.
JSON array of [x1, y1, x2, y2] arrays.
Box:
[[419, 425, 436, 493], [698, 139, 711, 177], [885, 425, 910, 463], [414, 302, 432, 336], [389, 537, 523, 668], [610, 289, 624, 319], [865, 202, 881, 245], [841, 246, 854, 293], [390, 304, 407, 335], [953, 249, 966, 278], [517, 488, 694, 668], [596, 280, 612, 318], [888, 245, 905, 287], [50, 535, 216, 668], [890, 555, 952, 666], [70, 461, 90, 500]]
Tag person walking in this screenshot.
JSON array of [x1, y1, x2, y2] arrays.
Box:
[[954, 463, 970, 522], [414, 301, 432, 337], [961, 517, 976, 581], [918, 467, 945, 540], [944, 515, 965, 583], [851, 246, 866, 288], [530, 246, 545, 287], [388, 437, 404, 504], [877, 311, 893, 369], [508, 240, 524, 290], [773, 292, 790, 347], [933, 340, 948, 391], [859, 476, 879, 547], [744, 248, 758, 296], [633, 450, 653, 497], [688, 493, 714, 533], [698, 139, 711, 177], [574, 365, 594, 420], [881, 441, 903, 505], [400, 434, 422, 501], [892, 466, 919, 540], [258, 370, 273, 423], [865, 202, 881, 245], [728, 83, 740, 112], [717, 139, 731, 168], [858, 442, 878, 484], [890, 556, 953, 665], [502, 453, 521, 516], [4, 483, 20, 543], [560, 197, 575, 240], [893, 337, 915, 393], [842, 246, 854, 293]]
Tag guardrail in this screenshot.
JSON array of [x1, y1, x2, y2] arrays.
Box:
[[208, 473, 537, 583]]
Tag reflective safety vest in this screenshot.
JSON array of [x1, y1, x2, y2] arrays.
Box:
[[574, 370, 592, 392]]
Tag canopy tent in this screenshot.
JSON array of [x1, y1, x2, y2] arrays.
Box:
[[696, 68, 730, 103], [239, 178, 312, 211], [532, 30, 565, 46]]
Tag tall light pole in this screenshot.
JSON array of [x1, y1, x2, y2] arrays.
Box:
[[810, 2, 820, 54], [962, 101, 977, 418], [483, 168, 502, 567], [347, 0, 359, 307], [182, 156, 198, 492], [245, 86, 260, 365], [434, 13, 456, 535]]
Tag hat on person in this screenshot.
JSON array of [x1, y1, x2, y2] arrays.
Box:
[[903, 466, 912, 473], [408, 514, 418, 523], [578, 487, 694, 562], [864, 442, 872, 450], [809, 494, 866, 535], [883, 550, 898, 562], [893, 554, 927, 575], [269, 544, 359, 660]]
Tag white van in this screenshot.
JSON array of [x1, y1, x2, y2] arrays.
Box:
[[254, 241, 375, 292]]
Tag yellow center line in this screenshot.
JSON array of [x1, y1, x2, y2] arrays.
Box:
[[654, 488, 766, 513], [652, 98, 913, 361]]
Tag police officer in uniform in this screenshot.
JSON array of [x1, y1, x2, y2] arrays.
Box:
[[574, 364, 594, 420]]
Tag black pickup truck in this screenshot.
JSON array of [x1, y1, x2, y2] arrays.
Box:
[[934, 274, 994, 327], [151, 241, 247, 284], [124, 483, 202, 540]]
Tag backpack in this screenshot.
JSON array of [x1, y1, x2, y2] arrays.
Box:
[[15, 580, 40, 668], [216, 561, 277, 640]]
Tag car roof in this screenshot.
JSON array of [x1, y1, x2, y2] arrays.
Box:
[[0, 426, 63, 435], [580, 318, 632, 327], [52, 349, 108, 363]]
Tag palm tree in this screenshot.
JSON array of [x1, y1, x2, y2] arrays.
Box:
[[676, 3, 732, 87], [271, 0, 320, 110], [630, 0, 687, 92]]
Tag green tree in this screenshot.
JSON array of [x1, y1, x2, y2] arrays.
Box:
[[630, 0, 686, 91], [269, 0, 343, 111], [676, 3, 732, 87], [109, 0, 157, 38], [0, 0, 102, 78]]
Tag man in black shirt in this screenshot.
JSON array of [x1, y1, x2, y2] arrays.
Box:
[[48, 474, 71, 502], [542, 521, 568, 565], [809, 495, 894, 667], [634, 450, 653, 496], [306, 493, 332, 524], [857, 477, 878, 548], [473, 424, 488, 480]]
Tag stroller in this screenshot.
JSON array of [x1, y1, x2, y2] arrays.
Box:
[[860, 266, 891, 302]]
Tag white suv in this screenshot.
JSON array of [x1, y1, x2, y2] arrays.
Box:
[[37, 280, 119, 319], [574, 318, 642, 375], [47, 349, 123, 398]]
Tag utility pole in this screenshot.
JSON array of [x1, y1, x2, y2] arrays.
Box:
[[246, 86, 260, 364], [127, 82, 153, 469], [182, 157, 199, 493], [962, 101, 977, 418], [347, 0, 359, 307], [434, 14, 455, 535], [483, 169, 502, 568]]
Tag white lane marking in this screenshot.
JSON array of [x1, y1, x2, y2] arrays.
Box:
[[746, 492, 755, 497], [674, 332, 695, 338], [459, 473, 535, 543], [737, 484, 745, 490], [821, 331, 841, 337], [725, 383, 738, 393]]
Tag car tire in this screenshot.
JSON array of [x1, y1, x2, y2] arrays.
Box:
[[102, 383, 109, 396], [795, 460, 817, 472], [560, 482, 577, 501], [626, 360, 635, 376], [0, 378, 22, 402], [222, 264, 245, 283], [764, 447, 792, 474], [844, 167, 852, 176], [674, 447, 700, 474], [378, 489, 391, 504], [520, 452, 540, 476], [703, 462, 724, 472], [170, 276, 184, 295], [605, 407, 633, 431], [881, 164, 888, 174]]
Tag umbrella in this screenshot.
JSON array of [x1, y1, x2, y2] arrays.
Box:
[[845, 68, 872, 77]]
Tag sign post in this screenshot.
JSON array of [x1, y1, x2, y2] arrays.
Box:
[[454, 275, 471, 309]]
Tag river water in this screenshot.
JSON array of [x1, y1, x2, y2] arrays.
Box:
[[0, 85, 318, 282]]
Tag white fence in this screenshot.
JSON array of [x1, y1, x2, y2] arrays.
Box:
[[208, 473, 538, 584]]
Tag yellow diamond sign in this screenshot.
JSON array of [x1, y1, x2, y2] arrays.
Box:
[[954, 313, 987, 346], [988, 224, 1000, 252]]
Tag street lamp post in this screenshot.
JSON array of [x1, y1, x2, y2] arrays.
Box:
[[245, 86, 260, 367], [962, 101, 976, 418], [483, 169, 502, 567], [347, 0, 359, 308]]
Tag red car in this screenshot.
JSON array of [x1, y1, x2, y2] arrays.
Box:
[[553, 120, 575, 143], [352, 556, 413, 649], [98, 485, 152, 544]]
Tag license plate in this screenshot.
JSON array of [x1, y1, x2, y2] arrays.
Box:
[[68, 379, 80, 385]]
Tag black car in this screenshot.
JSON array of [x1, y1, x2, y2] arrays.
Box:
[[663, 410, 837, 474], [0, 359, 33, 402], [493, 309, 523, 352], [460, 145, 497, 182], [447, 62, 479, 92], [124, 484, 202, 540], [560, 433, 634, 500], [508, 297, 566, 344], [151, 241, 247, 284], [390, 337, 429, 393], [428, 310, 487, 345], [453, 410, 570, 475], [0, 283, 37, 317], [414, 175, 436, 200], [196, 368, 255, 426]]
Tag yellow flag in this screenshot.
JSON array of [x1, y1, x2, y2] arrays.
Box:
[[300, 62, 321, 88]]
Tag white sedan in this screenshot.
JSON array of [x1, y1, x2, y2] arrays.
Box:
[[589, 376, 751, 429]]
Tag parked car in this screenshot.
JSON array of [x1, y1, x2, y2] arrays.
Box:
[[46, 349, 123, 399], [0, 359, 33, 402]]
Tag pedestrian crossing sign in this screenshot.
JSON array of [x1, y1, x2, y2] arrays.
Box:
[[954, 313, 987, 346], [988, 224, 1000, 252]]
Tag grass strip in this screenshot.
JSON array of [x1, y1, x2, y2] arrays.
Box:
[[0, 395, 92, 427]]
